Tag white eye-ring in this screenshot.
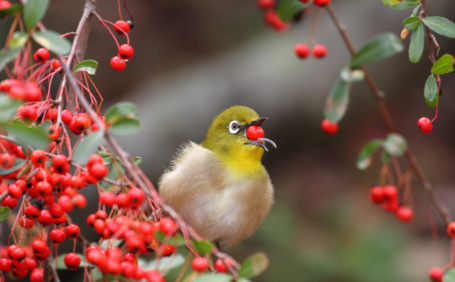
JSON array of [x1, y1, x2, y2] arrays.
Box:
[[228, 120, 240, 134]]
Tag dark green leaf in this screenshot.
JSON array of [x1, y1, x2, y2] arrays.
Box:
[[54, 253, 87, 269], [0, 158, 27, 176], [73, 59, 98, 75], [382, 0, 400, 5], [0, 4, 23, 20], [105, 102, 138, 123], [357, 139, 384, 170], [24, 0, 49, 30], [383, 133, 407, 156], [140, 254, 185, 275], [387, 0, 421, 10], [154, 231, 186, 246], [193, 273, 234, 282], [431, 54, 455, 75], [32, 30, 71, 55], [403, 17, 421, 31], [340, 67, 365, 83], [0, 48, 21, 72], [238, 252, 269, 279], [350, 33, 404, 68], [381, 150, 392, 164], [422, 16, 455, 38], [9, 32, 29, 50], [424, 74, 438, 108], [192, 240, 214, 255], [408, 22, 425, 63], [444, 268, 455, 282], [323, 78, 350, 123], [276, 0, 307, 22], [109, 118, 141, 135], [1, 120, 49, 152], [0, 94, 22, 123], [72, 130, 104, 164], [0, 207, 10, 222]]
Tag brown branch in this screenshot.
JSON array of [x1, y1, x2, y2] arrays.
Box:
[[325, 5, 451, 224]]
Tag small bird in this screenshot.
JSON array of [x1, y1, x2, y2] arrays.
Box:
[[159, 105, 276, 248]]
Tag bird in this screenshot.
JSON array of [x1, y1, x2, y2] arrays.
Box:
[[158, 105, 276, 248]]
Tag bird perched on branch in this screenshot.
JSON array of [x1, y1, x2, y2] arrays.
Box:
[[159, 105, 276, 248]]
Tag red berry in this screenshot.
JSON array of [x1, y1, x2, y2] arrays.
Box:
[[257, 0, 275, 9], [30, 150, 47, 167], [369, 186, 385, 204], [73, 194, 87, 208], [49, 229, 65, 244], [114, 20, 130, 35], [36, 181, 52, 197], [312, 44, 327, 58], [158, 217, 178, 236], [313, 0, 331, 6], [447, 221, 455, 238], [11, 247, 26, 260], [61, 110, 73, 125], [47, 124, 61, 141], [0, 258, 12, 272], [0, 1, 12, 10], [2, 196, 18, 209], [417, 117, 432, 133], [8, 183, 23, 199], [128, 187, 145, 208], [321, 119, 338, 135], [429, 267, 444, 281], [89, 163, 108, 179], [52, 59, 61, 71], [157, 244, 175, 257], [37, 210, 53, 226], [383, 185, 398, 201], [49, 203, 65, 218], [395, 206, 413, 223], [33, 247, 50, 260], [295, 43, 310, 59], [123, 253, 138, 265], [246, 125, 265, 141], [118, 44, 134, 61], [264, 10, 289, 32], [33, 48, 50, 64], [52, 154, 68, 167], [19, 216, 34, 229], [110, 56, 126, 71], [145, 269, 165, 282], [191, 257, 209, 272], [64, 253, 81, 270], [32, 240, 47, 255], [215, 258, 233, 273], [0, 153, 14, 168], [58, 195, 74, 213], [30, 268, 43, 282], [69, 114, 91, 135], [99, 191, 116, 207], [25, 205, 41, 219], [65, 224, 81, 239], [25, 257, 37, 270], [23, 82, 42, 102], [116, 193, 131, 207]]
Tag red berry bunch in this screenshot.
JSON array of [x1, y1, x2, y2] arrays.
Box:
[[417, 117, 433, 133], [110, 20, 135, 71], [295, 43, 328, 59], [368, 185, 414, 223]]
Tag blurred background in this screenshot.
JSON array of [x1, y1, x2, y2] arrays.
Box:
[[3, 0, 455, 281]]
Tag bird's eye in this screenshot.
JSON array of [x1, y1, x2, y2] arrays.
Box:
[[228, 120, 240, 134]]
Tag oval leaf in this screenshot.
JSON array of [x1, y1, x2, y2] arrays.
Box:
[[431, 54, 455, 75], [0, 4, 23, 20], [340, 67, 365, 83], [72, 130, 104, 164], [140, 254, 185, 275], [386, 0, 421, 10], [409, 22, 425, 63], [403, 17, 421, 31], [192, 240, 214, 255], [350, 33, 404, 68], [424, 74, 438, 108], [381, 150, 392, 164], [276, 0, 306, 22], [238, 252, 269, 279], [105, 101, 138, 123], [0, 157, 26, 176], [0, 94, 22, 123], [32, 30, 71, 55], [1, 120, 50, 152], [324, 78, 349, 123], [0, 48, 21, 72], [422, 16, 455, 38], [444, 268, 455, 282], [193, 273, 234, 282], [73, 59, 98, 75], [383, 133, 408, 156], [9, 32, 29, 50], [382, 0, 400, 5], [109, 118, 141, 135], [0, 207, 10, 222], [357, 139, 384, 170], [24, 0, 49, 30]]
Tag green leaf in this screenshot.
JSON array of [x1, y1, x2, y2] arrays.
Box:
[[193, 273, 234, 282], [383, 133, 408, 156], [109, 118, 141, 135], [238, 252, 269, 279], [0, 94, 22, 123], [32, 30, 71, 55], [444, 268, 455, 282], [0, 4, 23, 20], [323, 78, 350, 123], [408, 22, 425, 63], [403, 17, 421, 31], [276, 0, 307, 22], [340, 67, 365, 83], [105, 102, 138, 123], [1, 121, 49, 152], [357, 139, 384, 170], [424, 74, 438, 108], [0, 48, 21, 72], [192, 240, 214, 255], [24, 0, 49, 30], [431, 54, 455, 75], [72, 130, 104, 164], [0, 207, 10, 222], [73, 59, 98, 75], [386, 0, 421, 10], [382, 0, 400, 5], [0, 158, 27, 176], [9, 32, 29, 50], [139, 254, 185, 275], [381, 150, 392, 164], [154, 231, 186, 246], [422, 16, 455, 38], [350, 33, 404, 68], [54, 253, 87, 269]]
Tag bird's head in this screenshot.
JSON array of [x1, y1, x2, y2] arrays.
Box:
[[201, 106, 276, 176]]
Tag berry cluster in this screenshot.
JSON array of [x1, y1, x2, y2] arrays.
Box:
[[368, 185, 414, 223], [110, 20, 134, 71], [295, 43, 327, 59], [321, 119, 338, 135]]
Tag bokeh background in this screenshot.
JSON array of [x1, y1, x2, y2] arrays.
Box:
[[2, 0, 455, 281]]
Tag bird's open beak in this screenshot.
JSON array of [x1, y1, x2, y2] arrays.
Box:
[[246, 117, 277, 152]]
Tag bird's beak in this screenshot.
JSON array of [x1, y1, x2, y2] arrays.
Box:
[[246, 117, 277, 152]]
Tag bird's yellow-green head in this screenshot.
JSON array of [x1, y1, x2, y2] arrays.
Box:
[[201, 106, 276, 178]]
